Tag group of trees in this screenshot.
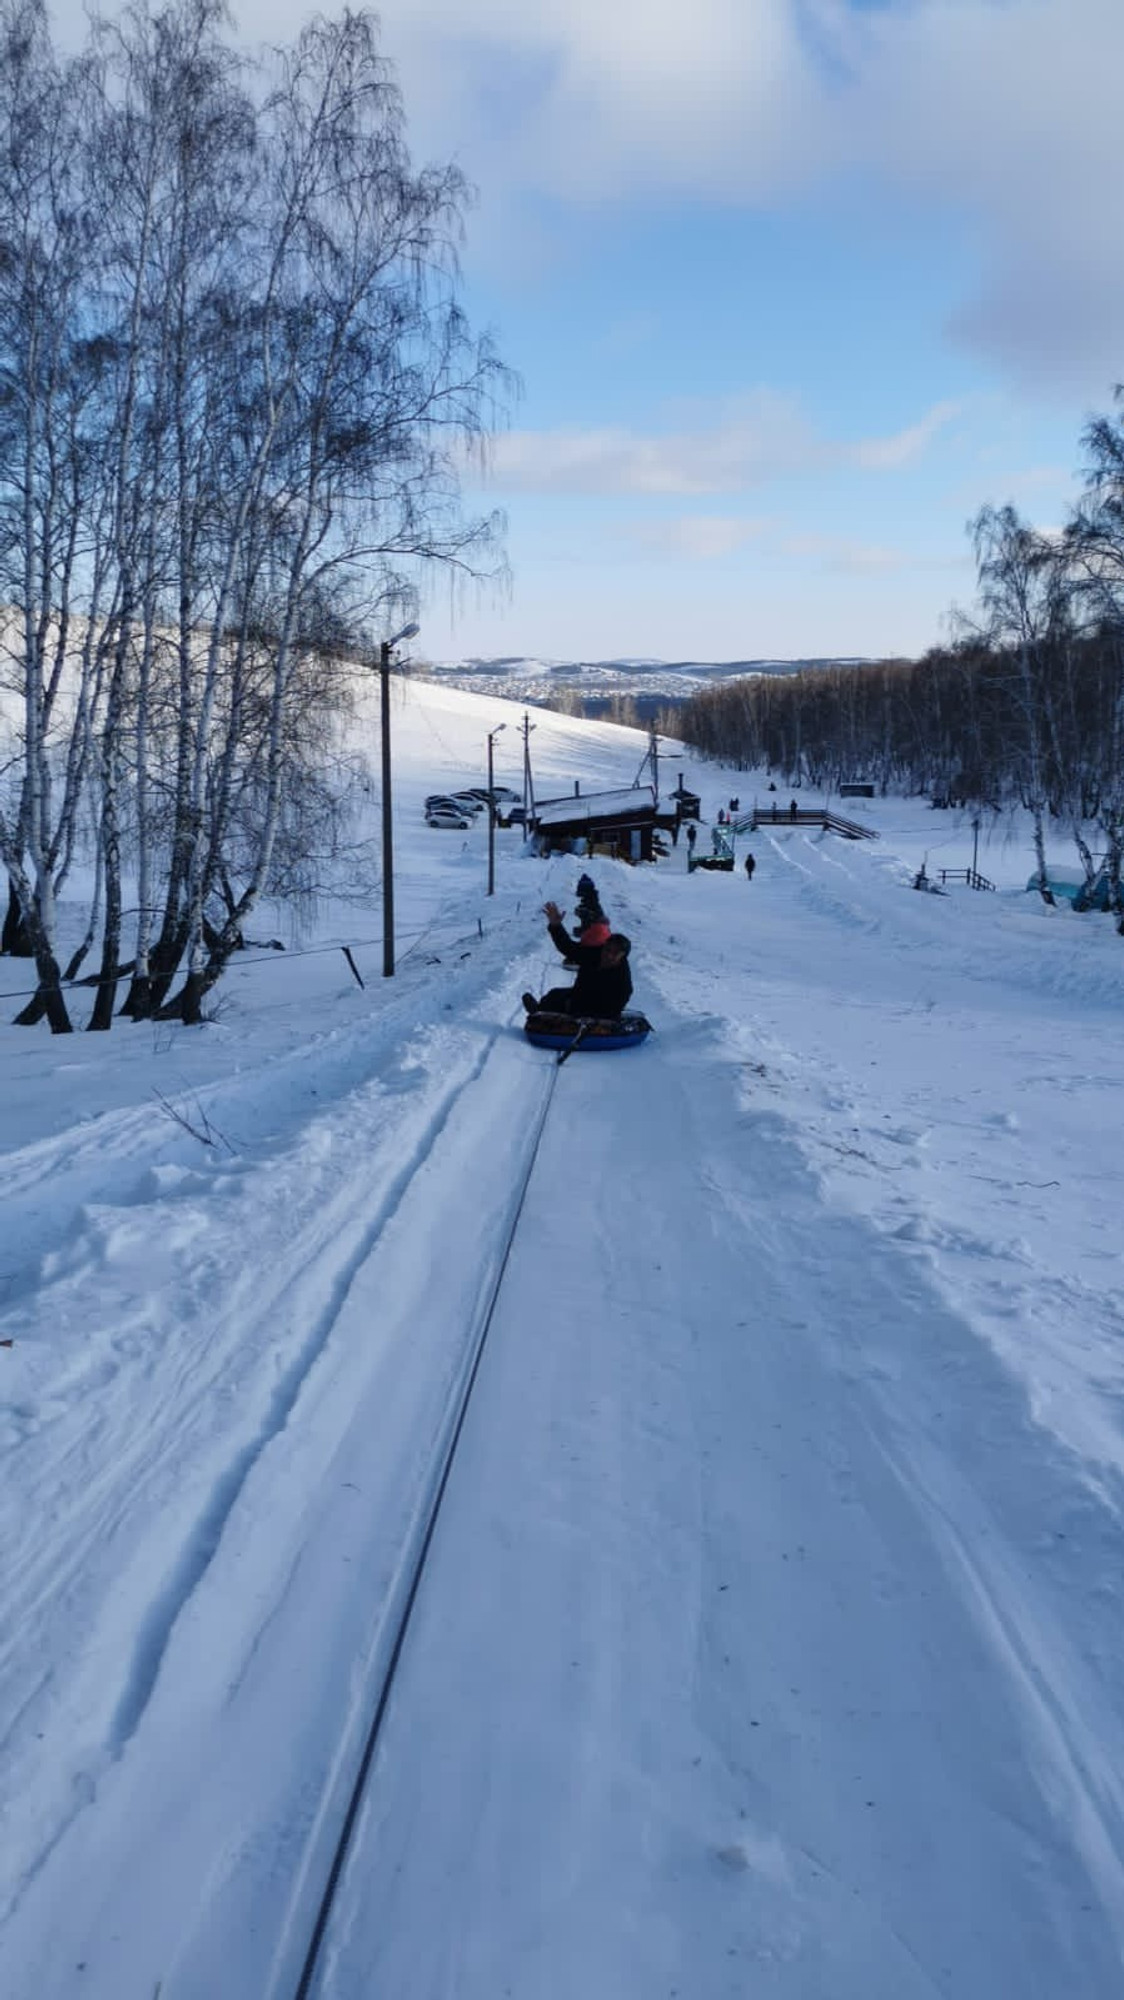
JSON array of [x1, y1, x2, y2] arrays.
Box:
[[540, 691, 646, 727], [676, 396, 1124, 929], [0, 0, 507, 1030]]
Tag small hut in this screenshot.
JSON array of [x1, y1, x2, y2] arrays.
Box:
[[530, 785, 680, 862]]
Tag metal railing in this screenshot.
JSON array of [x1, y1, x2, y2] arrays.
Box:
[[938, 867, 995, 891], [749, 806, 878, 840]]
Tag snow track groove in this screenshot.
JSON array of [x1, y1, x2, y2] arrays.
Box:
[[286, 1044, 561, 2000], [106, 1011, 518, 1762]]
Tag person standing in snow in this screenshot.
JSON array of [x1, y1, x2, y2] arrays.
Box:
[[744, 852, 756, 880], [573, 873, 610, 944], [550, 877, 610, 959]]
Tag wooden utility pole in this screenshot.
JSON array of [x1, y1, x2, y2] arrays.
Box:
[[374, 622, 419, 975], [487, 723, 506, 895], [379, 640, 395, 974], [521, 711, 536, 820]]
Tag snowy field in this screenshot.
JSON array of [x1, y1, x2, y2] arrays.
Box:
[[3, 675, 1124, 1997]]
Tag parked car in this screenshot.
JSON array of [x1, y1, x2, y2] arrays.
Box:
[[461, 785, 520, 806], [425, 794, 468, 815], [426, 807, 470, 829], [448, 792, 488, 814], [497, 803, 527, 827]]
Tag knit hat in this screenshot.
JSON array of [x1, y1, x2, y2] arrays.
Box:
[[574, 872, 605, 932]]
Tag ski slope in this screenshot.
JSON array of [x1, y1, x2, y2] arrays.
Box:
[[2, 678, 1123, 1996]]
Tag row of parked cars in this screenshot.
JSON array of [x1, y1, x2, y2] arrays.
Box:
[[424, 785, 524, 830]]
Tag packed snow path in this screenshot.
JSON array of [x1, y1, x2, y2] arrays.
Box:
[[310, 1012, 1124, 1999]]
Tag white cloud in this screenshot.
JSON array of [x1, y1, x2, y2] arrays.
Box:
[[613, 515, 959, 573], [483, 394, 959, 495], [375, 0, 821, 202], [389, 0, 1124, 395], [775, 531, 905, 575], [620, 515, 773, 561], [852, 401, 962, 472], [830, 0, 1124, 393], [943, 463, 1076, 510], [51, 0, 1124, 394]]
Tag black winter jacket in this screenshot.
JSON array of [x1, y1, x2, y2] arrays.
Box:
[[546, 921, 632, 1017]]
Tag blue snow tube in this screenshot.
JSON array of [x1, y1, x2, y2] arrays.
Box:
[[523, 1010, 653, 1053]]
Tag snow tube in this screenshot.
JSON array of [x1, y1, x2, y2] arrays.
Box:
[[523, 1010, 653, 1053]]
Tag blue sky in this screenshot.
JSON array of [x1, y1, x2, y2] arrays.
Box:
[[54, 0, 1124, 661]]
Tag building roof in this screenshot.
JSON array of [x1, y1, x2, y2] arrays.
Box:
[[532, 785, 657, 829]]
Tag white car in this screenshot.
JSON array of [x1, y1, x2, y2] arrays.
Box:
[[426, 807, 470, 829]]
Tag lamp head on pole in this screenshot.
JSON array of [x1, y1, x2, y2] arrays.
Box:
[[388, 620, 420, 649]]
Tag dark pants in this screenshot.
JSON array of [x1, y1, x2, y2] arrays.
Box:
[[536, 987, 579, 1015]]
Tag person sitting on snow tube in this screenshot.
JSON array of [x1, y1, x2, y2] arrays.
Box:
[[523, 901, 633, 1018]]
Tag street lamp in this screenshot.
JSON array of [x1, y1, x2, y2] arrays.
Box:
[[487, 722, 506, 896], [377, 621, 419, 976]]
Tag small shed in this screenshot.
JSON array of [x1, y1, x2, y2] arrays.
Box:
[[530, 784, 679, 862], [670, 778, 701, 821]]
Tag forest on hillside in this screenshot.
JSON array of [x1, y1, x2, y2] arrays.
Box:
[[675, 426, 1124, 929]]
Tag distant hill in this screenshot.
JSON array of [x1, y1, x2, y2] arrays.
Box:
[[421, 654, 872, 720]]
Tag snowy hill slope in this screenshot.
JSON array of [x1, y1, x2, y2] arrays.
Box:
[[2, 678, 1124, 1997]]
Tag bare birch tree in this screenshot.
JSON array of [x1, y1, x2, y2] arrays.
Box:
[[0, 0, 100, 1029], [154, 8, 509, 1021], [0, 2, 509, 1032]]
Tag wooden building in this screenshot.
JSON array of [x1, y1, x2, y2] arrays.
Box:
[[529, 784, 682, 863]]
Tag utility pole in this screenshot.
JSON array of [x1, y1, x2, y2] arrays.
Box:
[[634, 722, 680, 813], [521, 710, 536, 821], [972, 814, 980, 886], [375, 621, 419, 976], [487, 722, 506, 895]]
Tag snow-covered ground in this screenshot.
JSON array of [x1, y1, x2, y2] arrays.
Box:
[[3, 677, 1124, 1997]]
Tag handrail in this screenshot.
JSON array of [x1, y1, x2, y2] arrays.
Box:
[[938, 867, 995, 891], [748, 806, 878, 840]]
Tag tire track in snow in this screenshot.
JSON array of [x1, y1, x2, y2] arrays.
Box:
[[104, 1009, 519, 1758], [0, 923, 534, 1308]]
